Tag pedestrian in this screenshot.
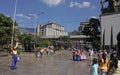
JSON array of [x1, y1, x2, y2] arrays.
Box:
[[46, 48, 49, 55], [50, 49, 54, 56], [98, 50, 103, 65], [72, 49, 76, 61], [77, 49, 81, 61], [99, 53, 109, 75], [107, 51, 118, 75], [36, 48, 40, 57], [40, 47, 44, 58], [109, 48, 113, 60], [10, 47, 18, 70], [90, 58, 99, 75], [89, 48, 94, 65]]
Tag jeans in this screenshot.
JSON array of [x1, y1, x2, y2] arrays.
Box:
[[11, 54, 17, 69], [101, 69, 107, 75]]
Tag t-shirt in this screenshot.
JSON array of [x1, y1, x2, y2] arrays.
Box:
[[92, 64, 98, 75], [90, 50, 94, 56], [100, 58, 108, 70]]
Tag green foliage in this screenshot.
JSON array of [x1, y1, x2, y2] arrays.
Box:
[[18, 33, 33, 44], [0, 13, 13, 47], [82, 18, 101, 48], [40, 40, 52, 47], [34, 36, 40, 47], [18, 33, 34, 52]]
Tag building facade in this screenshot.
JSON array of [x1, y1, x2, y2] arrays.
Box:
[[36, 22, 68, 38], [78, 22, 89, 33], [100, 13, 120, 46], [100, 0, 120, 48]]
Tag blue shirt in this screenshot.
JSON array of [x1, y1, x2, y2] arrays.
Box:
[[92, 64, 98, 75]]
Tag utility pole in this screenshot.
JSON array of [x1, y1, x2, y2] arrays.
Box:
[[11, 0, 18, 48]]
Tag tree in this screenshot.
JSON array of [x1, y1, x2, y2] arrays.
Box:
[[0, 13, 14, 49], [18, 33, 34, 52], [40, 40, 52, 47], [82, 18, 101, 49], [59, 36, 70, 49]]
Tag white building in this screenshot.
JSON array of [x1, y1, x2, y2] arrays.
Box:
[[100, 0, 120, 47], [36, 22, 68, 38], [100, 13, 120, 46]]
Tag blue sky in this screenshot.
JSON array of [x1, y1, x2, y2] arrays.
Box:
[[0, 0, 101, 32]]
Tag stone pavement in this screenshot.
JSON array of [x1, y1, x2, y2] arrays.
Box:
[[0, 50, 92, 75], [113, 60, 120, 75], [1, 50, 114, 75]]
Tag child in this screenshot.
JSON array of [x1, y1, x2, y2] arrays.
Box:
[[90, 58, 99, 75]]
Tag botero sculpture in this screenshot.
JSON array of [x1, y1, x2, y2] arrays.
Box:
[[101, 0, 120, 14]]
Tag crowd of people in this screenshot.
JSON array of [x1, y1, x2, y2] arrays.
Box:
[[71, 47, 118, 75], [9, 44, 119, 74], [90, 48, 118, 75], [35, 46, 55, 58], [9, 45, 55, 70], [71, 48, 87, 61]]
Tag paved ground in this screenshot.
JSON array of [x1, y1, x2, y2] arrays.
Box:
[[113, 60, 120, 75], [0, 50, 99, 75]]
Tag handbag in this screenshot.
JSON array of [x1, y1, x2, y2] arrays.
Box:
[[17, 56, 20, 62]]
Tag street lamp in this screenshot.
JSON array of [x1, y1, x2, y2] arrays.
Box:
[[11, 0, 18, 48], [26, 12, 44, 49]]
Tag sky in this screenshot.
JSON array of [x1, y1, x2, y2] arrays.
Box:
[[0, 0, 101, 32]]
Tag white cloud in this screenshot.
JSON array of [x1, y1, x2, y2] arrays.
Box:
[[69, 1, 95, 9], [91, 5, 96, 9], [16, 13, 42, 19], [25, 14, 42, 19], [25, 16, 31, 19], [41, 0, 65, 6], [16, 14, 23, 17], [69, 1, 74, 7], [82, 2, 91, 8], [91, 16, 97, 18]]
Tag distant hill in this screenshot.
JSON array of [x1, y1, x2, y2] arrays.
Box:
[[18, 27, 34, 33]]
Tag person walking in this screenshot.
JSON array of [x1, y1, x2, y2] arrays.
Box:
[[10, 47, 18, 70], [72, 49, 76, 61], [99, 52, 109, 75], [90, 58, 99, 75], [77, 49, 81, 61], [89, 48, 94, 65], [98, 50, 103, 65]]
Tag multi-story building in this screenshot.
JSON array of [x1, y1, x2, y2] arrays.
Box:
[[69, 21, 91, 48], [36, 22, 68, 38], [78, 21, 89, 33]]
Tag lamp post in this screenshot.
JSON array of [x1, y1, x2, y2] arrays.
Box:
[[27, 12, 44, 49], [11, 0, 18, 48]]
